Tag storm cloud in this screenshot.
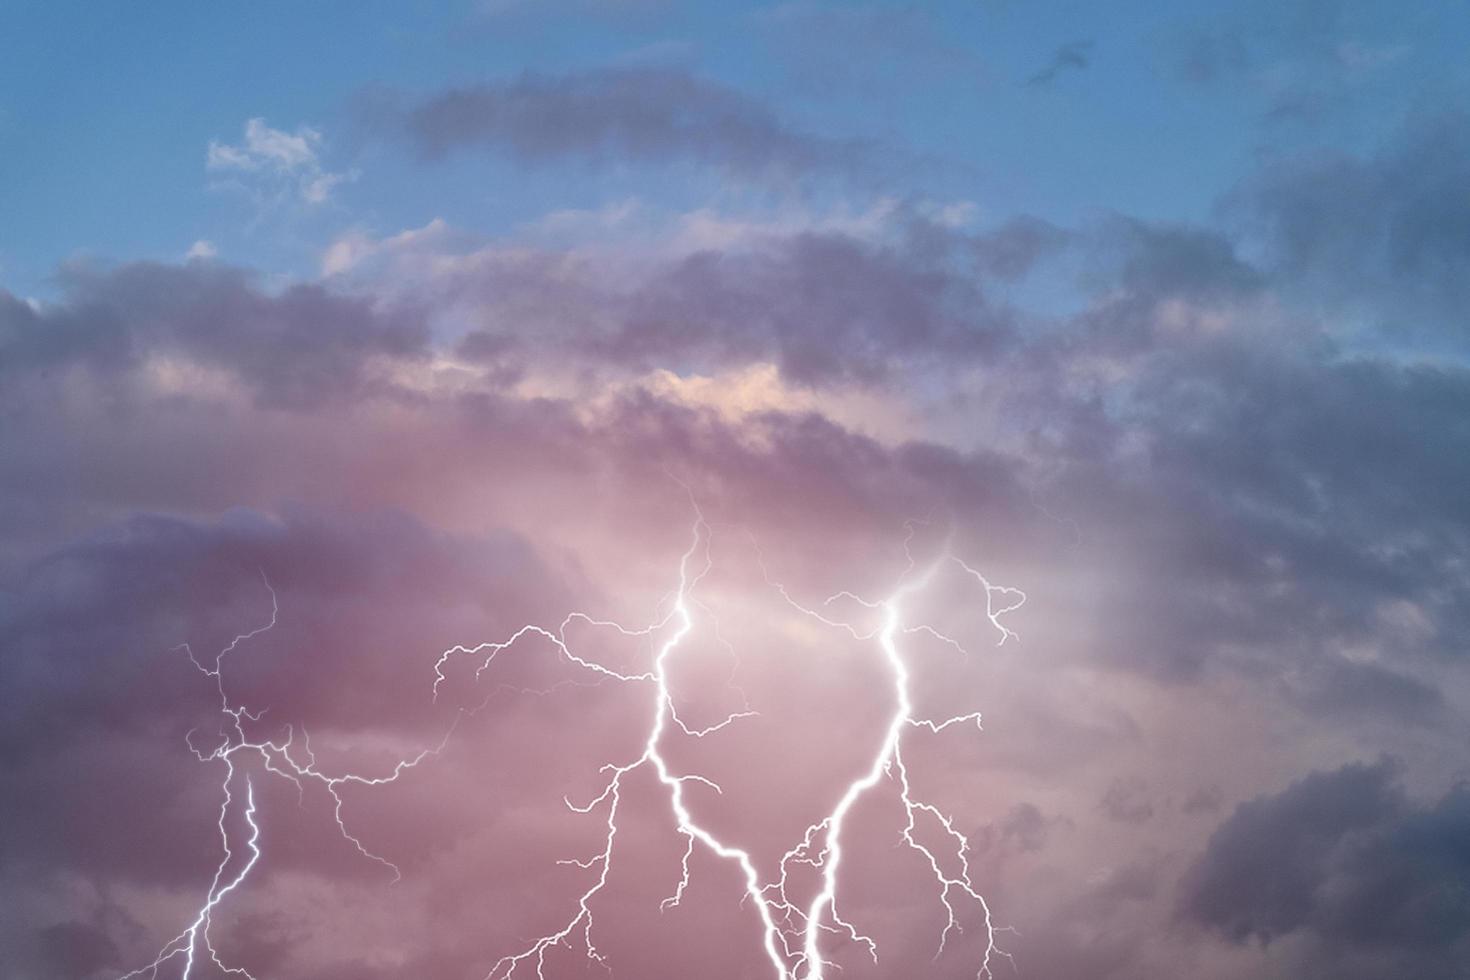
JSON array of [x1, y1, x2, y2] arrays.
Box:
[[5, 5, 1470, 979]]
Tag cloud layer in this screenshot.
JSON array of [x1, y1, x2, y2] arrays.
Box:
[[5, 7, 1469, 978], [384, 68, 864, 180]]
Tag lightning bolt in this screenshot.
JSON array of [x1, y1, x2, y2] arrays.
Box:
[[124, 498, 1024, 979], [440, 505, 1026, 980], [119, 571, 456, 980]]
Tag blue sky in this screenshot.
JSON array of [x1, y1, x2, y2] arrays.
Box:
[[7, 0, 1464, 299]]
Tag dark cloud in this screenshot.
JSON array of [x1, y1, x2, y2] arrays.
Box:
[[1124, 348, 1470, 652], [2, 135, 1470, 976], [1181, 758, 1406, 944], [5, 5, 1469, 976], [1110, 219, 1266, 302], [0, 262, 428, 410], [1181, 759, 1470, 979], [381, 67, 865, 179], [0, 506, 572, 880], [1284, 656, 1445, 723], [1238, 111, 1470, 345], [0, 505, 564, 738], [968, 215, 1069, 282], [617, 231, 1009, 384], [1022, 211, 1470, 689], [7, 207, 1468, 708], [338, 219, 1020, 387], [1026, 40, 1094, 87]]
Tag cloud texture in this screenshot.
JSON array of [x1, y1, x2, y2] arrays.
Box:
[[5, 5, 1469, 979]]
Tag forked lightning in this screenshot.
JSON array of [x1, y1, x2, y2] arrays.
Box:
[[122, 505, 1023, 979]]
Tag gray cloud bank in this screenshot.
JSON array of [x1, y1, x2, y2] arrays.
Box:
[[4, 79, 1470, 980], [1182, 759, 1470, 979], [375, 67, 867, 180]]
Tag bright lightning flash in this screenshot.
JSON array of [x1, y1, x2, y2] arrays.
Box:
[[439, 507, 1026, 980], [119, 571, 456, 980], [122, 504, 1024, 980]]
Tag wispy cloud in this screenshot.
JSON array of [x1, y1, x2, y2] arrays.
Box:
[[184, 239, 218, 262], [206, 118, 355, 206]]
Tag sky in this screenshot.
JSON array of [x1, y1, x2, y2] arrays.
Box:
[[4, 1, 1470, 978]]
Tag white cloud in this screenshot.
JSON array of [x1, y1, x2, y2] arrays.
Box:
[[185, 239, 218, 261], [320, 218, 454, 277], [206, 118, 355, 206]]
